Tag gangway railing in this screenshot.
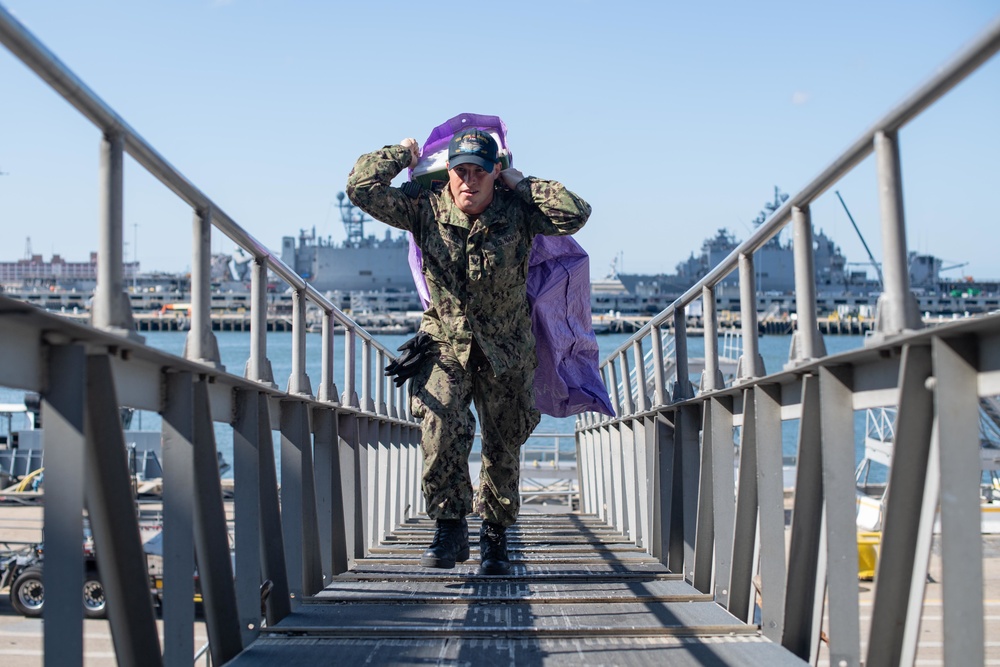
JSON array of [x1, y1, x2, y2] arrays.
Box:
[[619, 329, 744, 410], [0, 5, 423, 667], [577, 14, 1000, 667]]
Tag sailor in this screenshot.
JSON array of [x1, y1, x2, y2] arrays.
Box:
[[346, 127, 591, 574]]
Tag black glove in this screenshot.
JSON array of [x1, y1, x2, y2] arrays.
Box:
[[384, 331, 434, 387]]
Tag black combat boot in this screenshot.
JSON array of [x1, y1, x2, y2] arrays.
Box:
[[478, 521, 511, 576], [419, 518, 470, 569]]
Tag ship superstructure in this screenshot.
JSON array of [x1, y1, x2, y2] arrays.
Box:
[[280, 192, 417, 299]]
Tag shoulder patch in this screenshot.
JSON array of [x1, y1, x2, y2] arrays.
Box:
[[400, 181, 422, 199]]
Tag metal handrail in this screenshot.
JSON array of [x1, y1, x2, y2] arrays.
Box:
[[576, 15, 1000, 667], [0, 5, 395, 359], [0, 5, 425, 667], [594, 15, 1000, 404]]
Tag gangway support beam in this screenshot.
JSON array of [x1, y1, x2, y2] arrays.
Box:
[[256, 395, 292, 625], [676, 404, 701, 581], [707, 396, 735, 604], [233, 389, 264, 646], [312, 407, 349, 583], [41, 343, 87, 666], [84, 353, 162, 667], [650, 415, 673, 562], [818, 366, 862, 666], [781, 374, 825, 660], [693, 402, 717, 593], [191, 378, 242, 664], [729, 387, 758, 624], [933, 336, 986, 666], [161, 371, 196, 666], [754, 383, 787, 640], [280, 400, 323, 600], [337, 413, 364, 560], [866, 344, 933, 666]]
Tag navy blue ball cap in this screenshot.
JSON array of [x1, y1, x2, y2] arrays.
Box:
[[448, 128, 499, 172]]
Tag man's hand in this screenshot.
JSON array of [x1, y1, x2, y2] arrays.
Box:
[[400, 138, 420, 169], [384, 331, 434, 387], [500, 167, 525, 189]]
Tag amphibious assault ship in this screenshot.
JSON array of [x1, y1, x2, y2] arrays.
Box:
[[280, 192, 417, 300]]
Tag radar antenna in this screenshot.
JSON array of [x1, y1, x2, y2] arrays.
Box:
[[752, 186, 790, 227]]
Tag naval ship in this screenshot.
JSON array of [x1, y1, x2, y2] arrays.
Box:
[[592, 188, 999, 318], [280, 192, 419, 309]]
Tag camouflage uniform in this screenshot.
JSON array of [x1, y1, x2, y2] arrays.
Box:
[[346, 143, 591, 527]]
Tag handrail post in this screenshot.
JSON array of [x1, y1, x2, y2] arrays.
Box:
[[318, 311, 339, 403], [362, 340, 375, 412], [396, 382, 406, 422], [91, 131, 142, 341], [737, 253, 765, 381], [873, 129, 922, 337], [343, 329, 359, 407], [375, 347, 386, 415], [606, 363, 621, 418], [387, 355, 398, 419], [185, 206, 223, 368], [650, 324, 667, 407], [246, 257, 275, 386], [618, 351, 634, 415], [632, 338, 649, 411], [788, 205, 827, 366], [701, 286, 724, 391], [288, 288, 312, 396], [672, 305, 693, 401]]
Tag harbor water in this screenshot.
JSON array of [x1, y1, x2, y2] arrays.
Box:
[[1, 331, 868, 480]]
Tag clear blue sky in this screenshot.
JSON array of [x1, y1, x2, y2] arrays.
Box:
[[1, 1, 998, 283]]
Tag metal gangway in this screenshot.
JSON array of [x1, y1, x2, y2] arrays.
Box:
[[575, 15, 1000, 667], [2, 5, 1000, 666]]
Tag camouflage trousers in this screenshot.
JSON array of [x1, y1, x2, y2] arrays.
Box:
[[409, 343, 540, 528]]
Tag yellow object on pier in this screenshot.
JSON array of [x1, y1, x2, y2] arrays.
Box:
[[857, 531, 881, 580]]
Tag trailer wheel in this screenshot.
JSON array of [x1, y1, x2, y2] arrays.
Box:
[[10, 565, 44, 617], [83, 570, 106, 619]]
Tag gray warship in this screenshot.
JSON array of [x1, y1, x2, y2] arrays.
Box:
[[281, 192, 416, 293], [279, 192, 421, 311], [592, 188, 999, 317]]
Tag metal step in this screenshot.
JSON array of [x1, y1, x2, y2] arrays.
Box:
[[371, 535, 649, 558], [231, 636, 810, 666], [228, 512, 806, 666], [309, 579, 712, 604], [260, 600, 757, 638], [338, 562, 680, 582]]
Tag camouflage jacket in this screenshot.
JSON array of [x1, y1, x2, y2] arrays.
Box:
[[346, 143, 591, 377]]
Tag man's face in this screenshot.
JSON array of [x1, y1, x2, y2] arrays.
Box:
[[447, 162, 499, 216]]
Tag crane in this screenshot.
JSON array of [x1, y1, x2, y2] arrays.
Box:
[[835, 191, 883, 289]]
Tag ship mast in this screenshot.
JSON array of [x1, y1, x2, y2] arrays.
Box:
[[336, 191, 370, 248]]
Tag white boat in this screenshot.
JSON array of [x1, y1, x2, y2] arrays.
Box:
[[855, 403, 1000, 534]]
